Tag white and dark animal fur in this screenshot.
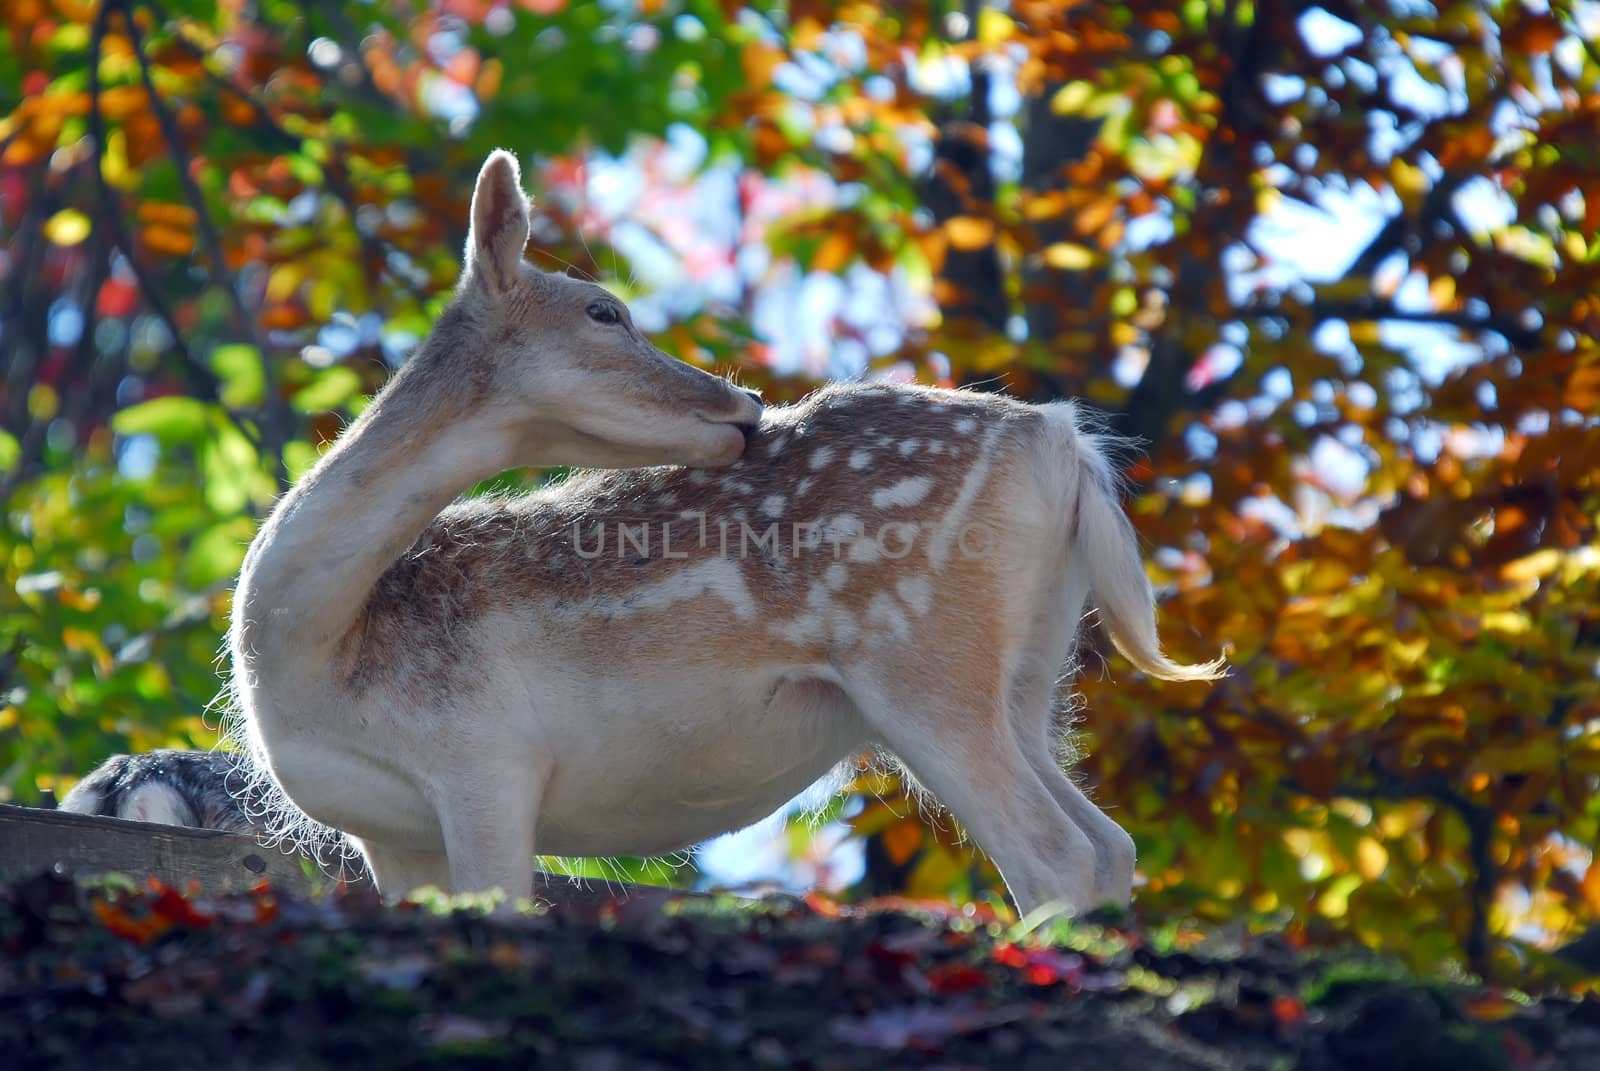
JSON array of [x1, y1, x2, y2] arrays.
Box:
[[59, 749, 267, 835], [227, 150, 1224, 914]]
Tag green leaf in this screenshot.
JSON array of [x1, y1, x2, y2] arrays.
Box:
[[112, 397, 211, 443], [209, 344, 266, 408], [183, 517, 257, 587], [201, 417, 266, 514], [0, 428, 19, 474], [291, 367, 363, 413]]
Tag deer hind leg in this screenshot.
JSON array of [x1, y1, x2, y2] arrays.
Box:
[[1005, 580, 1138, 909], [350, 837, 451, 903], [850, 666, 1098, 919]]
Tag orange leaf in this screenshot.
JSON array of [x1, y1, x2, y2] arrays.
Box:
[[803, 891, 843, 917], [1462, 992, 1523, 1022], [137, 202, 199, 228], [741, 43, 786, 91], [812, 231, 854, 274], [142, 224, 195, 257], [882, 817, 924, 866], [944, 215, 995, 251], [1506, 14, 1564, 55], [1563, 363, 1600, 411], [1582, 862, 1600, 914]]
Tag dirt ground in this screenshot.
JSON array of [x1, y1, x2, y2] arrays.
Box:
[[2, 870, 1595, 1069]]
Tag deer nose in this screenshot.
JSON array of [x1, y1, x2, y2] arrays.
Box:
[[731, 389, 762, 445]]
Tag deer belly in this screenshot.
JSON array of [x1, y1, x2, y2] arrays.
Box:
[[533, 673, 865, 857]]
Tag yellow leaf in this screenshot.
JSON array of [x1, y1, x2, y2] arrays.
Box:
[[977, 8, 1015, 44], [907, 844, 967, 898], [1349, 321, 1380, 345], [44, 208, 91, 247], [61, 625, 114, 677], [1051, 81, 1094, 116], [1316, 874, 1362, 919], [1042, 242, 1098, 270], [1391, 158, 1429, 203], [1109, 321, 1140, 346], [1482, 610, 1531, 635], [944, 216, 994, 251], [1355, 837, 1388, 881], [1501, 548, 1562, 583], [102, 128, 137, 190], [266, 264, 304, 303], [1428, 274, 1455, 309]]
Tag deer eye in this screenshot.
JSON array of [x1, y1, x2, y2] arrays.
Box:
[[586, 303, 621, 325]]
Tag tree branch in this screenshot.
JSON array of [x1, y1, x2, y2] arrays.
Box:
[[86, 1, 229, 410], [124, 0, 291, 484], [1242, 296, 1542, 350], [142, 1, 436, 308]]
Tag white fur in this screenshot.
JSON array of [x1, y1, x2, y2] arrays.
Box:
[[121, 783, 193, 826], [872, 475, 933, 509]]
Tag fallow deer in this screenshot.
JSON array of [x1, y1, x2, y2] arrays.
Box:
[[227, 150, 1224, 916]]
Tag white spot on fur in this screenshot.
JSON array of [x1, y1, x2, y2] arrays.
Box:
[[931, 404, 949, 413], [595, 559, 756, 620], [796, 477, 816, 496], [929, 428, 1000, 570], [122, 783, 194, 827], [848, 536, 881, 564], [657, 492, 679, 508], [872, 475, 933, 509], [848, 449, 872, 469], [820, 514, 863, 550], [897, 439, 920, 457], [831, 610, 860, 646], [809, 446, 835, 470], [762, 495, 786, 518], [954, 417, 977, 434], [773, 612, 823, 645], [896, 575, 933, 615], [866, 593, 911, 641], [776, 576, 859, 646], [767, 434, 789, 456]]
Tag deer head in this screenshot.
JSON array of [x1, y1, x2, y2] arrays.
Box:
[[447, 150, 762, 470]]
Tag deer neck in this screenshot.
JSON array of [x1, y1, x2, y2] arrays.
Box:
[[234, 359, 513, 670]]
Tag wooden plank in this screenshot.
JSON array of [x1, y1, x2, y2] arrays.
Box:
[[0, 803, 339, 896], [0, 804, 693, 908]]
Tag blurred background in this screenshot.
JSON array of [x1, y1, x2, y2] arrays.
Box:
[[2, 0, 1598, 981]]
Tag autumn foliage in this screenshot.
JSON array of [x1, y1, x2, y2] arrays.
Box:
[[1, 0, 1597, 982]]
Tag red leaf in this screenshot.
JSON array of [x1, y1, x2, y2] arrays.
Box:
[[927, 963, 988, 994]]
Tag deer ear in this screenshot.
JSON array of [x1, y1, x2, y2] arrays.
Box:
[[465, 150, 530, 295]]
